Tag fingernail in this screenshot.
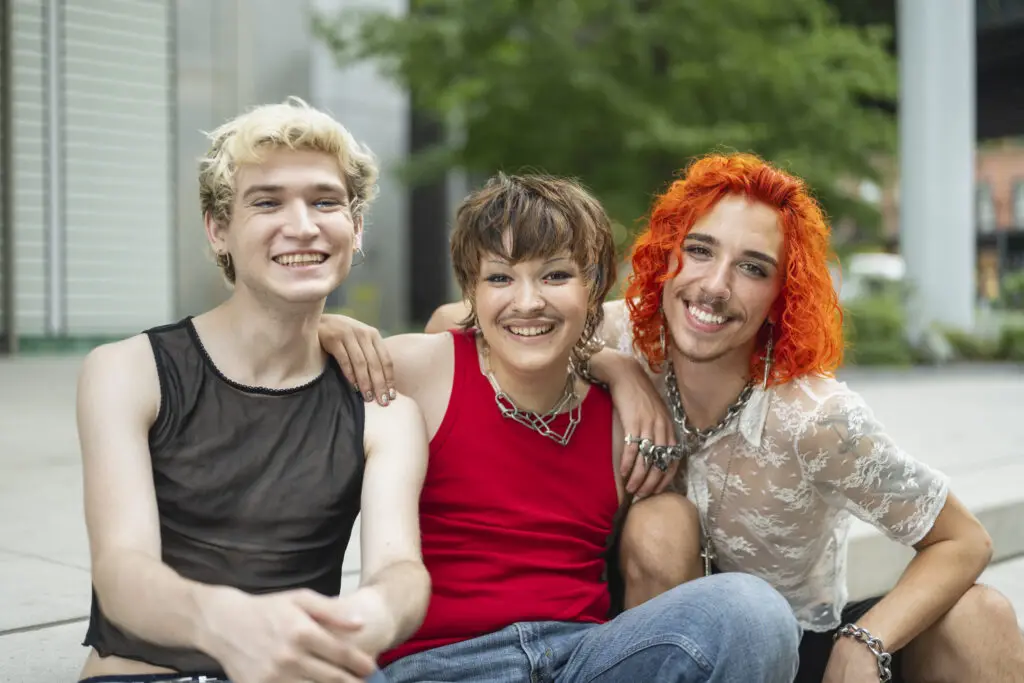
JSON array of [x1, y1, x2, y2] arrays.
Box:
[[379, 394, 389, 406], [364, 390, 374, 401], [389, 388, 397, 400]]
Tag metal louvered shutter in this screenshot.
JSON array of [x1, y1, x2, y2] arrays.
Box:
[[9, 0, 45, 337], [63, 0, 173, 335], [0, 0, 8, 350]]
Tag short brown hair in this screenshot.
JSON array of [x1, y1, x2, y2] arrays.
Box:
[[450, 173, 617, 362]]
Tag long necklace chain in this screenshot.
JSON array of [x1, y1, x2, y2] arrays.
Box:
[[665, 360, 754, 575], [480, 336, 581, 447]]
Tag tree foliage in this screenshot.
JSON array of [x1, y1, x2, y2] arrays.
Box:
[[315, 0, 898, 248]]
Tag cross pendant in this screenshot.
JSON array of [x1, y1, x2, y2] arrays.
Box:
[[701, 543, 715, 577]]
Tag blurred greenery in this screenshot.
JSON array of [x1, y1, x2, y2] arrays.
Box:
[[843, 294, 914, 366], [315, 0, 898, 250], [998, 270, 1024, 310]]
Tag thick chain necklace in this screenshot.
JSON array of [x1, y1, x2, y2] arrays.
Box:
[[665, 360, 754, 575], [480, 337, 581, 447]]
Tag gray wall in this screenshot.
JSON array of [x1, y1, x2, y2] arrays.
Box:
[[173, 0, 315, 319]]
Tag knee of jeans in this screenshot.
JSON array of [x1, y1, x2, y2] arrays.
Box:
[[711, 574, 800, 647]]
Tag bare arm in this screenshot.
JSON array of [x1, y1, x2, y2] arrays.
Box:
[[347, 394, 431, 655], [854, 494, 991, 652], [804, 390, 991, 667], [579, 300, 678, 497], [424, 301, 470, 334], [78, 337, 220, 649]]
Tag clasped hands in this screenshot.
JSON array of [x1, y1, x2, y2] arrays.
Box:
[[201, 585, 391, 683]]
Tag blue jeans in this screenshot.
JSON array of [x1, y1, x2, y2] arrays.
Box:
[[79, 672, 390, 682], [383, 573, 800, 683]]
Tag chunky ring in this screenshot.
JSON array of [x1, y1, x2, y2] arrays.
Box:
[[641, 442, 684, 472], [626, 435, 683, 472]]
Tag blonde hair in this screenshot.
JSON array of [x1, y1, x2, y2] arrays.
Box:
[[198, 97, 379, 283]]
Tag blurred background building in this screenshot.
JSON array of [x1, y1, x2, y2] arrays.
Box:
[[0, 0, 432, 353], [2, 0, 1024, 357]]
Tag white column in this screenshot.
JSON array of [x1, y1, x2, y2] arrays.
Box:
[[898, 0, 976, 339]]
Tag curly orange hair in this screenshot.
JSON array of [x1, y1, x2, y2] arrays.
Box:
[[624, 152, 844, 385]]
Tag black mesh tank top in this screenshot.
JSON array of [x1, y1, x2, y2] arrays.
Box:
[[83, 317, 365, 674]]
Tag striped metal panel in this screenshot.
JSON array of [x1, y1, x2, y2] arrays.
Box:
[[11, 0, 45, 336]]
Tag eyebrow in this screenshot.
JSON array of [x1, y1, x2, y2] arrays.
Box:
[[685, 232, 779, 268], [486, 256, 573, 266], [241, 182, 348, 201]]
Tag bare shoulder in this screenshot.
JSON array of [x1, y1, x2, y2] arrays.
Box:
[[78, 334, 161, 425], [382, 332, 455, 393]]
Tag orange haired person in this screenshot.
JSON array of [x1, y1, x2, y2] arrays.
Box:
[[585, 153, 1024, 683], [416, 153, 1024, 683]]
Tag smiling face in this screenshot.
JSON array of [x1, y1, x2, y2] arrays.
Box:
[[205, 147, 360, 305], [474, 248, 590, 375], [663, 194, 785, 366]]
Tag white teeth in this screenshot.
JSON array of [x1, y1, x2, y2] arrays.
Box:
[[275, 253, 326, 266], [688, 304, 727, 325], [507, 325, 554, 337]]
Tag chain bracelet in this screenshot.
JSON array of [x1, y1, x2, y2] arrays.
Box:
[[834, 624, 893, 682]]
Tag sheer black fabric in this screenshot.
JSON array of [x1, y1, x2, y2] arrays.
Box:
[[83, 318, 365, 673]]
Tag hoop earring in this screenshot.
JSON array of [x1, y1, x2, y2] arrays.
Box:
[[761, 323, 775, 390], [352, 247, 365, 267]]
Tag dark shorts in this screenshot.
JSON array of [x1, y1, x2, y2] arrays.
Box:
[[795, 595, 905, 683]]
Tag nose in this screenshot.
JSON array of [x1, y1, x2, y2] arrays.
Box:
[[281, 200, 320, 240], [512, 279, 545, 313], [701, 259, 732, 302]]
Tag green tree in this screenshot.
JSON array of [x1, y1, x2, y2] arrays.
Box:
[[316, 0, 897, 248]]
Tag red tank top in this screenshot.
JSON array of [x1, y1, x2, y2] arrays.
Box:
[[380, 329, 620, 665]]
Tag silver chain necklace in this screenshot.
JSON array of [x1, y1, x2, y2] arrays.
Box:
[[665, 360, 753, 575], [480, 337, 581, 447]]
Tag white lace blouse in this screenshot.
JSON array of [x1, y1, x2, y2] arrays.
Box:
[[602, 302, 950, 632]]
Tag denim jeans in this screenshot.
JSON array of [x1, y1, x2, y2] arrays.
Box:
[[79, 671, 391, 682], [383, 573, 801, 683]]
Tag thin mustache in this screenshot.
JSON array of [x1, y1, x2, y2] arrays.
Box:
[[685, 296, 731, 315]]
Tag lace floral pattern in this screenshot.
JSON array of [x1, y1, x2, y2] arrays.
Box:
[[601, 301, 950, 632]]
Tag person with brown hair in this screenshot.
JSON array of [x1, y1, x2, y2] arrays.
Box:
[[350, 153, 1024, 683], [318, 171, 802, 682]]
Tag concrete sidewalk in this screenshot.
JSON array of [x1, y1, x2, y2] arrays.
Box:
[[1, 356, 1022, 680]]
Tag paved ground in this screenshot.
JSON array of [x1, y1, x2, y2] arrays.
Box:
[[1, 356, 1022, 680]]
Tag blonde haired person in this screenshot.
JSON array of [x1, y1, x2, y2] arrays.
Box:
[[76, 98, 427, 683]]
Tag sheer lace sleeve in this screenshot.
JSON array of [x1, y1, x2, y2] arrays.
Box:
[[599, 299, 633, 354], [793, 382, 950, 547]]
